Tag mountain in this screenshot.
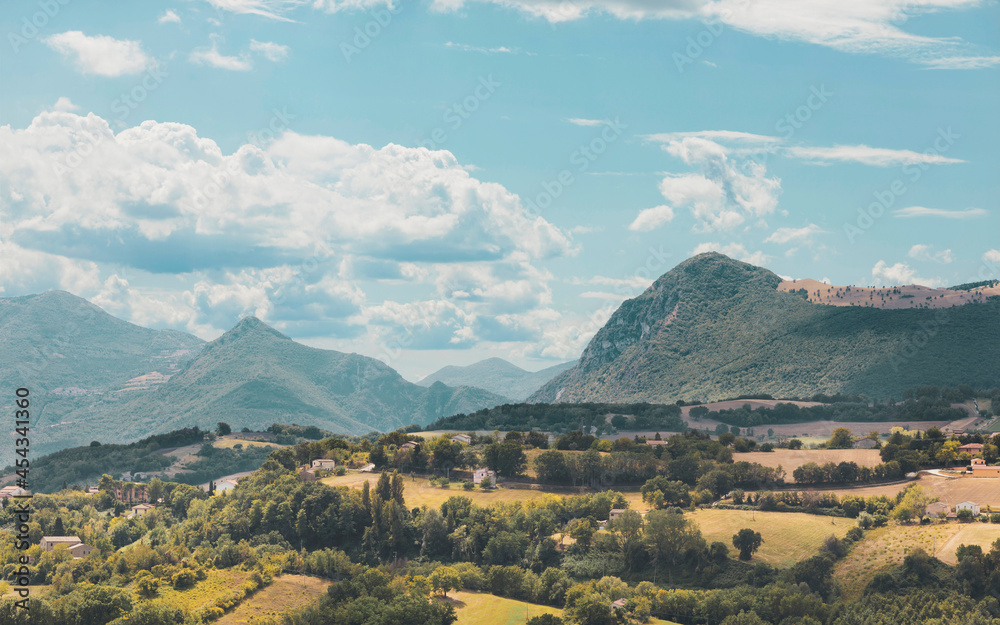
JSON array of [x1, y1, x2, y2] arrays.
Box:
[[51, 316, 510, 446], [417, 357, 576, 401], [530, 253, 1000, 404]]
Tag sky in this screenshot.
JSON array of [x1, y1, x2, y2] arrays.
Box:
[[1, 0, 998, 381]]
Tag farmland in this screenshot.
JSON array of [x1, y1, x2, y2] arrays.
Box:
[[217, 574, 329, 624], [153, 568, 249, 614], [834, 523, 960, 598], [687, 509, 852, 568], [799, 474, 1000, 508], [734, 449, 882, 479], [937, 524, 1000, 565], [321, 472, 563, 509]]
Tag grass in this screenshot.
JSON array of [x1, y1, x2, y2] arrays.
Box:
[[688, 509, 852, 568], [439, 591, 680, 625], [152, 568, 249, 614], [801, 475, 1000, 508], [936, 523, 1000, 565], [320, 473, 558, 509], [217, 574, 329, 624], [213, 438, 284, 450], [834, 522, 959, 599]]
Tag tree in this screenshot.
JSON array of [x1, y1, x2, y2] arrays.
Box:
[[484, 441, 527, 477], [788, 439, 803, 450], [733, 528, 763, 560], [527, 616, 564, 625], [645, 509, 706, 584], [891, 485, 936, 524], [641, 477, 692, 508], [430, 566, 462, 597], [610, 510, 644, 573], [52, 516, 65, 536], [135, 571, 160, 598], [827, 428, 854, 449], [568, 517, 596, 547], [216, 421, 231, 436]]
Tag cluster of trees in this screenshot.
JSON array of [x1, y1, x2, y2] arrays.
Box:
[[427, 402, 685, 436]]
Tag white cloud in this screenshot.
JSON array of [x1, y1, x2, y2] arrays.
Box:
[[445, 41, 516, 54], [983, 250, 1000, 266], [250, 39, 290, 62], [43, 31, 152, 77], [893, 206, 988, 219], [921, 56, 1000, 69], [908, 244, 953, 264], [645, 130, 783, 147], [583, 275, 654, 290], [204, 0, 304, 21], [765, 224, 827, 244], [158, 9, 182, 24], [871, 260, 943, 287], [784, 144, 965, 166], [51, 97, 79, 112], [429, 0, 994, 66], [692, 242, 770, 266], [190, 37, 253, 71], [567, 118, 613, 127], [628, 205, 675, 232]]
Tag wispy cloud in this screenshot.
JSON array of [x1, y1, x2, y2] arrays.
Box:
[[908, 244, 953, 263], [445, 41, 520, 54], [158, 9, 182, 24], [190, 37, 253, 71], [784, 145, 965, 166], [893, 206, 987, 219], [250, 39, 290, 62], [629, 205, 675, 232], [204, 0, 304, 22], [921, 55, 1000, 70], [692, 242, 770, 266], [765, 224, 827, 244], [43, 31, 152, 77], [566, 118, 614, 127]]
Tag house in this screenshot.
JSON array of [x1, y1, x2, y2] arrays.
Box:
[[86, 486, 100, 495], [130, 503, 155, 517], [451, 434, 472, 444], [41, 536, 82, 552], [956, 501, 981, 516], [970, 458, 1000, 477], [311, 459, 337, 470], [359, 463, 376, 472], [298, 466, 317, 482], [609, 508, 627, 522], [853, 438, 878, 449], [0, 486, 29, 498], [473, 468, 496, 487], [645, 440, 668, 446], [113, 483, 148, 503], [67, 543, 98, 559], [612, 598, 627, 609], [925, 502, 950, 518], [400, 441, 419, 451], [958, 443, 984, 455]]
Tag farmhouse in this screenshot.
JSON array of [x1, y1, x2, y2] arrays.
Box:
[[298, 466, 317, 482], [130, 503, 155, 517], [400, 441, 419, 451], [970, 458, 1000, 477], [956, 501, 981, 516], [40, 536, 82, 552], [451, 434, 472, 444], [0, 486, 29, 498], [609, 508, 627, 522], [311, 459, 337, 470], [958, 443, 984, 455], [67, 543, 98, 558], [473, 468, 496, 486], [925, 502, 950, 518], [215, 479, 239, 493]]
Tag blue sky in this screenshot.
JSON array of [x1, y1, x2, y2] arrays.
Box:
[[1, 0, 998, 380]]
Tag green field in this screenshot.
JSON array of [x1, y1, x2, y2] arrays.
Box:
[[151, 568, 249, 614], [689, 509, 853, 568], [441, 592, 680, 625]]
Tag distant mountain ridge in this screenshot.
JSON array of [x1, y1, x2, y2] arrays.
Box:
[[531, 253, 1000, 404], [417, 357, 576, 401], [0, 292, 508, 465]]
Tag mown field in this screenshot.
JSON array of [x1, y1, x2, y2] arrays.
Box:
[[734, 449, 882, 479], [440, 591, 681, 625], [834, 523, 959, 599], [688, 509, 852, 568], [217, 574, 329, 624], [937, 524, 1000, 565], [321, 473, 559, 509], [799, 475, 1000, 508]]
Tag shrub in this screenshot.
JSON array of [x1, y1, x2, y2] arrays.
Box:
[[462, 481, 474, 490], [990, 514, 1000, 524], [171, 570, 196, 590]]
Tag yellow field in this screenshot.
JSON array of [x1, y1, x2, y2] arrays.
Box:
[[213, 438, 284, 450], [153, 568, 249, 613], [441, 591, 680, 625], [937, 524, 1000, 565], [688, 509, 852, 568], [320, 473, 559, 509], [834, 523, 959, 598], [799, 475, 1000, 508], [217, 575, 329, 624], [734, 449, 882, 480]]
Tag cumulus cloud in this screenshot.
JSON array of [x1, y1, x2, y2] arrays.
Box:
[[190, 36, 253, 70], [692, 242, 770, 266], [908, 244, 953, 264], [983, 250, 1000, 264], [43, 31, 152, 77], [871, 260, 943, 287], [158, 9, 182, 24], [893, 206, 987, 219], [52, 97, 80, 112], [249, 39, 290, 62], [628, 205, 675, 232]]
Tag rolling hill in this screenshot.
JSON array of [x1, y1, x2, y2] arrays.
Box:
[[417, 357, 575, 401], [530, 252, 1000, 404]]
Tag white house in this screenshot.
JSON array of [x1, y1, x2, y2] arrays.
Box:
[[956, 501, 981, 516], [473, 468, 496, 486], [451, 434, 472, 444], [67, 543, 98, 558], [215, 479, 239, 493], [130, 503, 155, 517], [41, 536, 81, 552], [359, 463, 376, 472], [311, 459, 337, 470]]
